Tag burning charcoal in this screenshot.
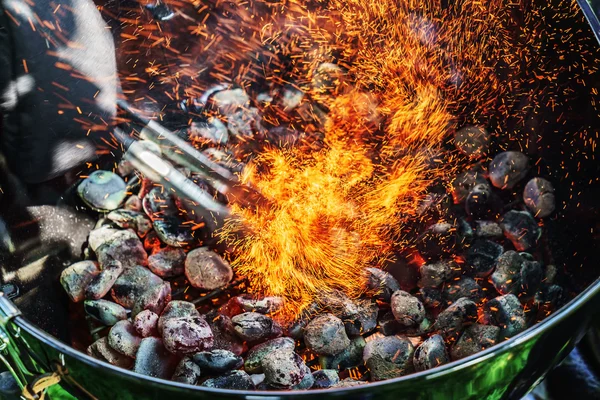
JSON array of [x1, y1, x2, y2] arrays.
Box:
[[390, 290, 426, 328], [500, 210, 541, 251], [211, 88, 251, 116], [236, 295, 284, 314], [454, 125, 490, 159], [413, 334, 449, 371], [418, 222, 457, 260], [189, 117, 229, 145], [261, 349, 307, 388], [88, 226, 120, 252], [96, 230, 148, 270], [153, 217, 195, 248], [60, 260, 99, 302], [363, 336, 415, 381], [435, 297, 478, 339], [450, 324, 500, 360], [134, 337, 180, 379], [107, 210, 152, 238], [148, 247, 186, 278], [292, 364, 315, 390], [483, 294, 527, 338], [227, 107, 263, 138], [132, 282, 172, 317], [143, 231, 162, 253], [465, 239, 503, 277], [418, 260, 458, 288], [442, 277, 484, 304], [193, 349, 243, 373], [524, 178, 555, 218], [201, 370, 255, 390], [77, 170, 127, 212], [312, 369, 340, 389], [108, 320, 142, 358], [365, 267, 401, 302], [124, 195, 143, 212], [86, 260, 124, 300], [473, 221, 503, 239], [87, 337, 133, 369], [162, 316, 214, 354], [172, 356, 202, 385], [280, 85, 305, 110], [333, 378, 365, 388], [145, 2, 174, 21], [185, 247, 233, 290], [465, 183, 501, 218], [378, 312, 401, 336], [488, 151, 529, 189], [338, 298, 378, 337], [451, 167, 487, 204], [304, 314, 350, 356], [134, 310, 159, 337], [491, 251, 543, 297], [231, 312, 282, 344], [311, 63, 345, 95], [534, 284, 566, 312], [111, 265, 164, 308], [321, 336, 366, 370], [84, 299, 127, 326], [143, 187, 178, 219], [244, 337, 295, 374], [207, 314, 245, 356], [419, 287, 443, 309]]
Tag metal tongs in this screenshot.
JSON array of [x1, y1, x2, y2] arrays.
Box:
[[115, 100, 268, 231]]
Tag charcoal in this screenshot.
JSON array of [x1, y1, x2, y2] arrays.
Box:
[[401, 317, 433, 337], [365, 267, 401, 302], [483, 294, 527, 338], [311, 62, 345, 96], [535, 284, 566, 312], [185, 247, 233, 290], [142, 187, 178, 218], [419, 287, 443, 309], [491, 251, 543, 297], [143, 231, 163, 253], [304, 314, 350, 356], [87, 226, 121, 252], [86, 260, 124, 300], [450, 324, 500, 360], [390, 290, 426, 327], [134, 337, 180, 378], [454, 125, 490, 159], [524, 178, 555, 218], [134, 310, 159, 337], [211, 88, 250, 116], [312, 369, 340, 389], [545, 264, 558, 284], [107, 209, 152, 237], [333, 378, 365, 388], [96, 230, 148, 270], [153, 217, 195, 248], [87, 337, 133, 369], [442, 277, 484, 304], [108, 320, 142, 358], [320, 336, 366, 370], [60, 260, 99, 302], [418, 260, 458, 288], [338, 298, 378, 336], [158, 301, 200, 335], [465, 239, 503, 277], [77, 170, 127, 212], [231, 312, 282, 344], [435, 297, 478, 339], [228, 107, 263, 138], [500, 210, 541, 251], [111, 265, 163, 308], [245, 337, 296, 373], [172, 356, 202, 385], [417, 222, 457, 259], [124, 195, 143, 212], [131, 281, 172, 317], [450, 167, 487, 204], [201, 370, 255, 390], [162, 316, 214, 354], [473, 221, 503, 239], [193, 349, 243, 373], [488, 151, 529, 189], [378, 312, 401, 336], [292, 364, 315, 390], [236, 295, 284, 314], [261, 349, 307, 388], [363, 336, 414, 381], [84, 299, 127, 326], [465, 183, 501, 218], [189, 117, 229, 145], [413, 334, 449, 371], [207, 313, 245, 356]]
